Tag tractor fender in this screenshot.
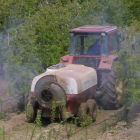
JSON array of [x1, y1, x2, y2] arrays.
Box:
[[98, 55, 118, 70]]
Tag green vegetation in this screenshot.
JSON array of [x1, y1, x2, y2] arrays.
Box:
[[0, 0, 139, 96], [114, 27, 140, 120]]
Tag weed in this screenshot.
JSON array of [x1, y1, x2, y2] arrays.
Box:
[[30, 125, 36, 140], [72, 116, 79, 125], [97, 109, 104, 115], [17, 110, 21, 115], [25, 124, 29, 140], [47, 129, 52, 140], [107, 126, 116, 131], [126, 121, 132, 127], [117, 116, 122, 122], [35, 110, 42, 129], [0, 112, 7, 120], [50, 101, 56, 123], [80, 113, 93, 127], [2, 126, 6, 140], [38, 132, 45, 140], [61, 100, 67, 124], [67, 122, 74, 137], [79, 113, 93, 140], [101, 122, 107, 132], [26, 104, 32, 122]]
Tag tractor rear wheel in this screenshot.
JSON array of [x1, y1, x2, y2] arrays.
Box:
[[99, 70, 122, 110]]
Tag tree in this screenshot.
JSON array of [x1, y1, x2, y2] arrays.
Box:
[[115, 27, 140, 120]]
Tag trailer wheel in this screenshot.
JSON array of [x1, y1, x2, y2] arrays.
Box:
[[86, 99, 97, 121], [77, 103, 88, 122], [100, 70, 123, 110], [77, 100, 97, 123], [26, 98, 38, 123]]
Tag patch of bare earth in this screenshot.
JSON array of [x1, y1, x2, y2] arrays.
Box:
[[92, 102, 140, 140]]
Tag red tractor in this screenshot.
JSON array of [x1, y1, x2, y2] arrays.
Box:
[[27, 25, 122, 123], [60, 25, 122, 110]]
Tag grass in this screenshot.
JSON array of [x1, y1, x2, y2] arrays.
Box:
[[126, 121, 132, 127]]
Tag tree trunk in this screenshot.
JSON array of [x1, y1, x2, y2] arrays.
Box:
[[122, 102, 131, 122], [122, 106, 130, 121]]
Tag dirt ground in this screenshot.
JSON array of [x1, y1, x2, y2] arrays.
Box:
[[1, 77, 140, 140]]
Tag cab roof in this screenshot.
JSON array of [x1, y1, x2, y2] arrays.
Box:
[[70, 25, 117, 33]]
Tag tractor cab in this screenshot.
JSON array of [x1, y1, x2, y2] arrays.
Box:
[[70, 25, 120, 56], [61, 26, 119, 70]]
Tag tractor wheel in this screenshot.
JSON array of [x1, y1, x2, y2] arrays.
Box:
[[100, 70, 123, 110], [77, 99, 97, 123], [26, 98, 38, 123], [86, 99, 97, 121], [77, 103, 88, 122]]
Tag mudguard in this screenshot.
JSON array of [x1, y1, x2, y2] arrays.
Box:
[[98, 55, 118, 70]]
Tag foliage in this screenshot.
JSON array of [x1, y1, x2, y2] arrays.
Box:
[[50, 101, 56, 123], [0, 126, 6, 140], [115, 27, 140, 109], [122, 0, 140, 25], [35, 110, 42, 129], [30, 125, 36, 140], [80, 113, 93, 127], [26, 103, 32, 122]]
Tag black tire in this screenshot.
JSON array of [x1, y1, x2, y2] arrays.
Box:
[[86, 99, 97, 121], [26, 97, 38, 123], [100, 70, 120, 110]]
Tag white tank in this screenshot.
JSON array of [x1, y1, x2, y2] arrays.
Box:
[[31, 64, 97, 95], [31, 64, 97, 108]]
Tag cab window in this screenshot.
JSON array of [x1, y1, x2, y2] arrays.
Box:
[[112, 33, 119, 51]]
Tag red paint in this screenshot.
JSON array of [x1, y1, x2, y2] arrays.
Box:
[[70, 25, 117, 33], [66, 86, 96, 112], [31, 92, 37, 97], [60, 55, 74, 64], [60, 55, 101, 64], [61, 55, 118, 70], [98, 55, 118, 70], [74, 55, 100, 58], [66, 94, 77, 100]]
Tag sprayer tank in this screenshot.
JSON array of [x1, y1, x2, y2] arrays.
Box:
[[31, 64, 97, 113]]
